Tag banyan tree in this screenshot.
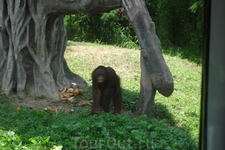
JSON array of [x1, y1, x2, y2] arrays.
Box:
[[0, 0, 173, 117]]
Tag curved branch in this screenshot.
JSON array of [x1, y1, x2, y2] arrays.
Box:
[[122, 0, 173, 97]]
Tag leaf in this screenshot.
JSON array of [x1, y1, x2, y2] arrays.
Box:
[[131, 130, 138, 134], [147, 124, 153, 130], [29, 136, 50, 145], [66, 88, 74, 93], [139, 121, 148, 127], [139, 115, 147, 120], [160, 139, 168, 145], [116, 129, 124, 135], [74, 122, 82, 128], [189, 1, 203, 13], [51, 145, 63, 150], [61, 97, 76, 102], [51, 125, 60, 129], [95, 121, 103, 128], [78, 100, 93, 106], [15, 107, 21, 112], [78, 89, 84, 94], [150, 132, 158, 138], [125, 126, 133, 130], [60, 92, 74, 98], [44, 136, 51, 143], [7, 131, 15, 137], [44, 107, 57, 112], [131, 130, 143, 140]]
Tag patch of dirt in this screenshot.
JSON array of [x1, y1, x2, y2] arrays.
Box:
[[6, 95, 129, 115], [10, 97, 129, 115], [3, 90, 93, 114]]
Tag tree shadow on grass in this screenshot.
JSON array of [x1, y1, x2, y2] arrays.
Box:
[[152, 102, 177, 125], [123, 88, 198, 129], [122, 88, 198, 141]]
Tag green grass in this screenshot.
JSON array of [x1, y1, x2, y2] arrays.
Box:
[[0, 41, 201, 149], [154, 55, 201, 139]]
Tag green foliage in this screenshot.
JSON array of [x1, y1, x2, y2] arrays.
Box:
[[0, 97, 197, 149], [29, 136, 50, 145], [189, 1, 204, 13], [64, 1, 203, 62], [145, 0, 203, 62], [64, 9, 139, 49], [0, 131, 22, 149]]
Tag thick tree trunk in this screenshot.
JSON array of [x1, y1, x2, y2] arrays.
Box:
[[136, 55, 156, 117], [122, 0, 174, 117], [0, 0, 121, 100]]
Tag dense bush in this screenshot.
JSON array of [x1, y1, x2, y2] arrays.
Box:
[[64, 9, 139, 49], [145, 0, 203, 63]]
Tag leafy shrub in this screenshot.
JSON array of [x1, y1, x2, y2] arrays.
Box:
[[0, 96, 197, 150], [145, 0, 203, 63], [64, 9, 139, 49]]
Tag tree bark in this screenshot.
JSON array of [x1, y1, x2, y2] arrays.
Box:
[[0, 0, 121, 100], [121, 0, 174, 117]]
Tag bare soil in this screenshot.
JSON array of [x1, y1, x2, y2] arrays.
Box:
[[1, 92, 92, 114]]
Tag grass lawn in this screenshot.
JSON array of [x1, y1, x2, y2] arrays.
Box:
[[0, 41, 201, 149]]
